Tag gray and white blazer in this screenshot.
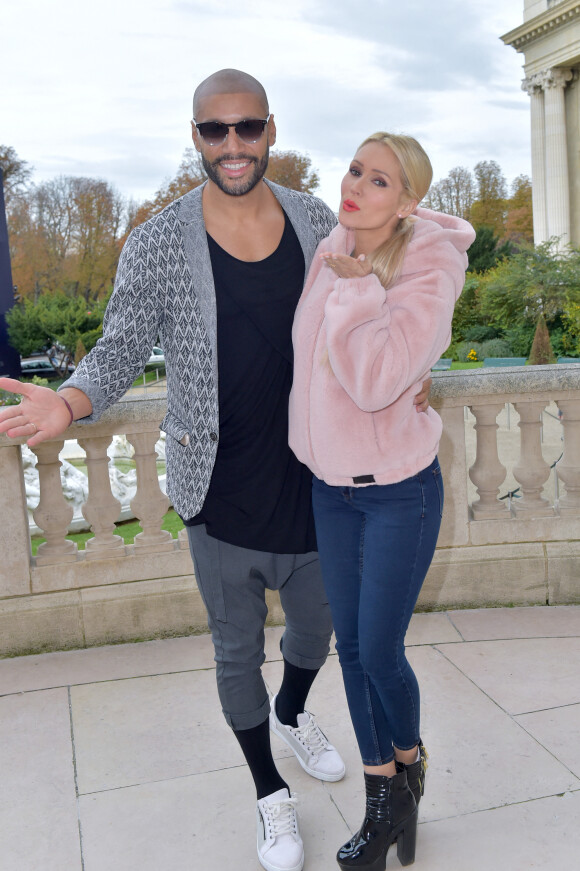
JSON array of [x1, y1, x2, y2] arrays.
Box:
[[65, 180, 337, 519]]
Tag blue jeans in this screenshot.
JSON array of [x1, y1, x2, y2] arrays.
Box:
[[312, 458, 443, 766]]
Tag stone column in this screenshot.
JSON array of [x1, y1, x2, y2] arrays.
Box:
[[541, 68, 573, 247], [522, 76, 547, 244]]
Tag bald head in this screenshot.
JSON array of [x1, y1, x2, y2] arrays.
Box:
[[193, 69, 269, 118]]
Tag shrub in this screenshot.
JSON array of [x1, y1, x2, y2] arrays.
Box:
[[503, 324, 535, 356], [464, 325, 500, 343], [528, 313, 556, 365], [456, 341, 484, 362], [479, 338, 512, 358]]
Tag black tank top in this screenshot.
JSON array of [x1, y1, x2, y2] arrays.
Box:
[[186, 212, 317, 554]]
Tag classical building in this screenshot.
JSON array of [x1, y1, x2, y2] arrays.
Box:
[[502, 1, 580, 248]]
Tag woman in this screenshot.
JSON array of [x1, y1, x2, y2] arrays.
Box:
[[289, 133, 474, 869]]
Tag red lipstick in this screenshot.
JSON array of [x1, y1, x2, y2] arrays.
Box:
[[342, 200, 360, 212]]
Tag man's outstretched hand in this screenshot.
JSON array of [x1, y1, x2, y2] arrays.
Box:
[[0, 378, 86, 446]]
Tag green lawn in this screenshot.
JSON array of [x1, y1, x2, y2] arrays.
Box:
[[30, 508, 184, 556], [133, 367, 166, 387], [450, 361, 484, 370]]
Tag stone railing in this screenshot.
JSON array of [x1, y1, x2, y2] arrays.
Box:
[[1, 365, 579, 655]]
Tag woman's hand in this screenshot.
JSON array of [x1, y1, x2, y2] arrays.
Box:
[[0, 378, 81, 446], [321, 252, 373, 279]]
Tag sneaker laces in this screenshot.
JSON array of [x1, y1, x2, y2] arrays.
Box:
[[263, 794, 299, 838], [292, 715, 328, 758]]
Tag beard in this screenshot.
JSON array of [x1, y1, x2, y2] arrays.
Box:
[[201, 147, 269, 196]]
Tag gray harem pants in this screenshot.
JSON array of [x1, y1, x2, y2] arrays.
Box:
[[186, 524, 333, 731]]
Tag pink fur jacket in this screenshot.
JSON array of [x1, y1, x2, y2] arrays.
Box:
[[289, 207, 475, 486]]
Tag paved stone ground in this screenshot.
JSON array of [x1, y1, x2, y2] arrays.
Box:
[[1, 605, 579, 870]]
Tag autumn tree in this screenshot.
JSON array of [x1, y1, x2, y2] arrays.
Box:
[[528, 312, 556, 365], [9, 176, 125, 301], [129, 146, 320, 232], [130, 148, 207, 229], [505, 174, 533, 243], [469, 160, 507, 236], [265, 150, 319, 194]]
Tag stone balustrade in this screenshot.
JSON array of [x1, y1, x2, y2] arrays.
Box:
[[1, 365, 579, 655]]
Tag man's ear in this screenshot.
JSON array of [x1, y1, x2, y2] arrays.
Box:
[[267, 114, 276, 147]]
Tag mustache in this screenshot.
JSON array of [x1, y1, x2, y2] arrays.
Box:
[[210, 154, 258, 168]]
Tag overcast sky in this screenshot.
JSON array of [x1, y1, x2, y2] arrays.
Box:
[[2, 0, 530, 212]]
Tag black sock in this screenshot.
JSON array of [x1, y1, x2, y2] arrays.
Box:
[[234, 717, 289, 800], [275, 658, 320, 728]]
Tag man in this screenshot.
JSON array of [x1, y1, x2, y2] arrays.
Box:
[[0, 70, 430, 871]]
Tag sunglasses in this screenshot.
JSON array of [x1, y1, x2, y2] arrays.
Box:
[[194, 115, 271, 146]]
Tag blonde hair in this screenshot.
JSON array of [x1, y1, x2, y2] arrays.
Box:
[[360, 133, 433, 289]]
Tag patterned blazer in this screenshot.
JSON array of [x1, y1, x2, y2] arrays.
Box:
[[65, 179, 337, 519]]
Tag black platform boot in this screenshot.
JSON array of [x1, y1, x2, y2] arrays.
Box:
[[337, 770, 417, 870], [395, 741, 428, 807]]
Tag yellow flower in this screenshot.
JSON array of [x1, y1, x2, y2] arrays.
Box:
[[467, 348, 478, 362]]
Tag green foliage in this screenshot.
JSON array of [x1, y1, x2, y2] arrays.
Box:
[[467, 227, 512, 274], [456, 341, 484, 363], [6, 291, 107, 360], [562, 298, 580, 356], [478, 240, 580, 333], [451, 275, 484, 343], [480, 338, 512, 358], [464, 325, 500, 343], [0, 388, 20, 406], [455, 338, 511, 362], [502, 324, 536, 357]]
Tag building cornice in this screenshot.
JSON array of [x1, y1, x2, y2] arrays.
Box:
[[501, 1, 580, 51]]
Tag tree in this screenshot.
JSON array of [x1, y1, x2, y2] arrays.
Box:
[[451, 274, 484, 343], [562, 297, 580, 357], [469, 160, 507, 236], [477, 241, 580, 343], [265, 150, 319, 194], [423, 166, 474, 219], [6, 291, 110, 371], [8, 176, 125, 301], [129, 146, 320, 231], [528, 312, 556, 364], [505, 174, 533, 243], [0, 145, 32, 210], [467, 227, 512, 274], [130, 148, 207, 229]]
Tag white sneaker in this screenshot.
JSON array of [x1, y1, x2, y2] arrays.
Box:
[[269, 694, 346, 782], [256, 788, 304, 871]]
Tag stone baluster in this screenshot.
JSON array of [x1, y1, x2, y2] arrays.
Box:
[[468, 403, 509, 518], [178, 527, 191, 550], [540, 68, 573, 247], [126, 430, 173, 551], [31, 441, 77, 565], [77, 436, 125, 559], [512, 400, 554, 515], [555, 398, 580, 513], [522, 76, 548, 245], [0, 444, 33, 595]]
